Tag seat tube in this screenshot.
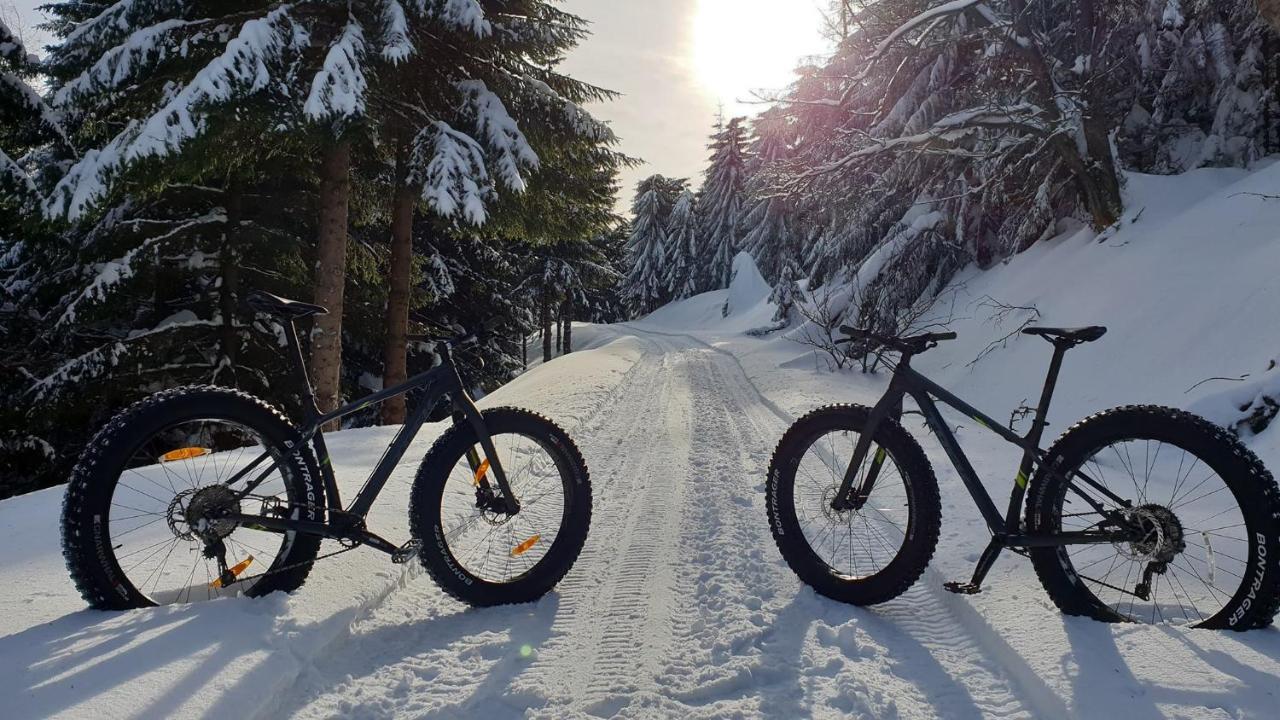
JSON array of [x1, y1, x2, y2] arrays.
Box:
[[1005, 344, 1069, 530]]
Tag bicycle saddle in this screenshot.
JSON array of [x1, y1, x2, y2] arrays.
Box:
[[245, 290, 329, 319], [1022, 326, 1107, 344]]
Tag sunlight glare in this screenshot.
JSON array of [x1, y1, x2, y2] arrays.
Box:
[[693, 0, 828, 117]]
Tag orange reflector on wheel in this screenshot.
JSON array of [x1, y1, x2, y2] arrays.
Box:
[[511, 535, 541, 557], [160, 447, 210, 463], [209, 555, 254, 589], [473, 458, 491, 486]]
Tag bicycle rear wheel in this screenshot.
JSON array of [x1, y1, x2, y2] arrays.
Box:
[[61, 387, 325, 609], [1027, 405, 1280, 629]]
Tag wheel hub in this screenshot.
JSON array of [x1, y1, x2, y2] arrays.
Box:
[[475, 486, 515, 526], [168, 485, 242, 541], [1122, 504, 1185, 562], [821, 486, 853, 522]]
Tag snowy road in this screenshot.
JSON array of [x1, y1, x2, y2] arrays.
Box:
[[3, 324, 1279, 718], [266, 332, 1041, 719]]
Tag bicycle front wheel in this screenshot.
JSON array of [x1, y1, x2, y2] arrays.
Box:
[[1027, 406, 1280, 629], [766, 404, 941, 606], [409, 407, 591, 606]]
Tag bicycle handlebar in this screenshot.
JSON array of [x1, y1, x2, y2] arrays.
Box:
[[406, 318, 504, 348], [837, 325, 957, 354]]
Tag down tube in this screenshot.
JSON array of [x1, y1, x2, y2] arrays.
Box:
[[910, 391, 1006, 532]]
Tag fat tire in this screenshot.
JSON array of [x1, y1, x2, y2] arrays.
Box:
[[1026, 405, 1280, 630], [61, 386, 325, 610], [409, 407, 591, 607], [766, 404, 941, 605]]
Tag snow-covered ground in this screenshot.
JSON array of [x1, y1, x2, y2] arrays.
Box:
[[3, 163, 1280, 718]]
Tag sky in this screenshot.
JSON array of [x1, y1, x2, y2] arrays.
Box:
[[3, 0, 833, 211], [559, 0, 831, 209]]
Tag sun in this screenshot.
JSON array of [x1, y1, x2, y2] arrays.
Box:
[[693, 0, 828, 117]]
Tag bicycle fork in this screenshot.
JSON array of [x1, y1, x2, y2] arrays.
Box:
[[450, 382, 521, 515], [832, 377, 909, 513]]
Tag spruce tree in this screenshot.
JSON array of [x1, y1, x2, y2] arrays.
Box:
[[697, 117, 749, 291], [740, 111, 796, 285], [623, 178, 669, 316], [664, 189, 699, 300], [369, 0, 625, 421], [770, 258, 801, 326]]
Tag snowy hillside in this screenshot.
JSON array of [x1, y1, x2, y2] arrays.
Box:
[[2, 165, 1280, 717]]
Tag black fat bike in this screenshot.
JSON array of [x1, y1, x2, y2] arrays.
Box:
[[62, 291, 591, 609], [766, 325, 1280, 629]]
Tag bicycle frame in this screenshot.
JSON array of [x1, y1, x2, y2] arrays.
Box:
[[217, 318, 515, 558], [835, 342, 1137, 590]]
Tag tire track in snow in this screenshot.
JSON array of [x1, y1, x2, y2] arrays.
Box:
[[259, 335, 663, 719], [637, 335, 1040, 719], [516, 336, 692, 716]]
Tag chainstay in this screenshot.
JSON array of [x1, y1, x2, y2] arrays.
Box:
[[229, 540, 360, 588]]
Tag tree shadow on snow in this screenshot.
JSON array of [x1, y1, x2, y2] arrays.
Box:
[[0, 593, 299, 718]]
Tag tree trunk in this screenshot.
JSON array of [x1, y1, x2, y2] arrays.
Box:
[[563, 297, 573, 354], [1261, 0, 1280, 32], [541, 284, 552, 363], [521, 330, 528, 371], [1072, 0, 1123, 229], [555, 308, 562, 355], [1008, 0, 1123, 231], [311, 139, 352, 430], [217, 181, 244, 382], [381, 142, 416, 426]]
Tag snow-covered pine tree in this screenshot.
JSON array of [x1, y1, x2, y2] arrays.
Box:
[[663, 189, 699, 300], [769, 257, 801, 326], [743, 0, 1151, 340], [0, 15, 65, 216], [739, 109, 797, 284], [623, 176, 671, 316], [0, 14, 74, 492], [697, 116, 749, 291], [581, 224, 629, 323], [369, 0, 626, 422], [1121, 1, 1279, 172]]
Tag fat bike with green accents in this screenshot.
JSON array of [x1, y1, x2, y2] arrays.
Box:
[[61, 291, 591, 610], [766, 325, 1280, 630]]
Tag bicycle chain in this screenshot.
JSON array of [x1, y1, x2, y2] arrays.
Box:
[[228, 540, 361, 588], [220, 498, 365, 588]]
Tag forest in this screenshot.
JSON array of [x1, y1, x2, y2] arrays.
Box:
[[2, 1, 1279, 499], [0, 0, 630, 498], [624, 0, 1280, 341]]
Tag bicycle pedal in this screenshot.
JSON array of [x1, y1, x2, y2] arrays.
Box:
[[943, 581, 982, 595], [392, 540, 422, 564]]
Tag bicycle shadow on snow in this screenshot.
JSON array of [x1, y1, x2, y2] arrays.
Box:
[[235, 592, 562, 719], [669, 585, 1024, 718], [1061, 615, 1280, 717]]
